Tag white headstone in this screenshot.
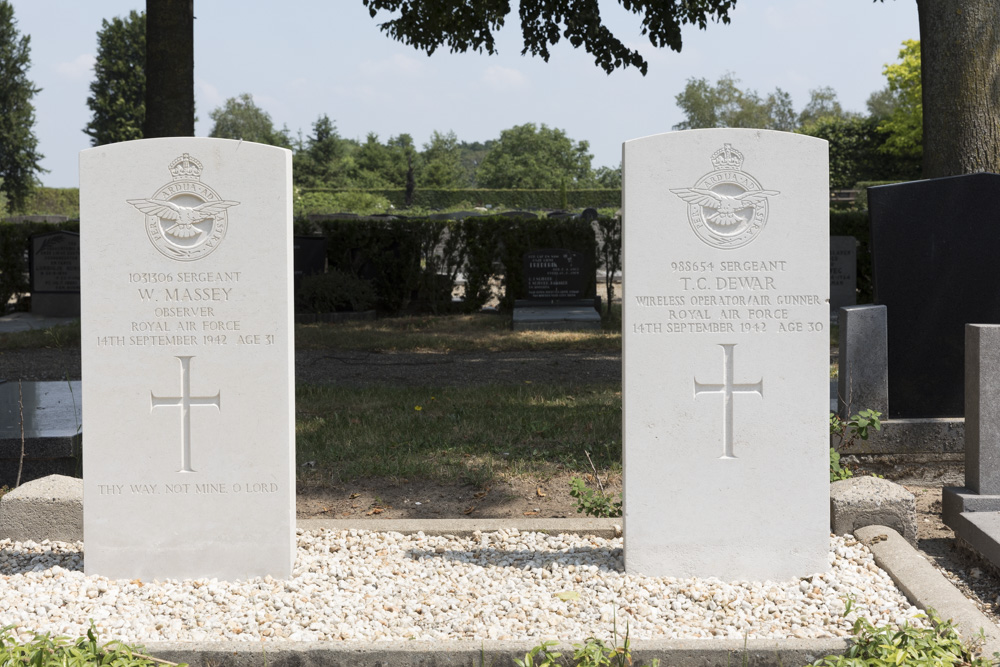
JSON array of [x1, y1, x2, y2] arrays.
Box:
[[622, 129, 829, 581], [80, 138, 295, 580]]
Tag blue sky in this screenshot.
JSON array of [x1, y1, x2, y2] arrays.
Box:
[[12, 1, 919, 188]]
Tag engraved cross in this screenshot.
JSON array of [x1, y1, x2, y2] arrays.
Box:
[[693, 343, 763, 459], [150, 356, 221, 473]]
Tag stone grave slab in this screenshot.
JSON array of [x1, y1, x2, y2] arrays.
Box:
[[80, 139, 295, 580], [869, 173, 1000, 418], [622, 130, 829, 581], [0, 380, 82, 487], [29, 231, 80, 317]]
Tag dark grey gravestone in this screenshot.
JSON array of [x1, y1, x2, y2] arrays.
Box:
[[943, 325, 1000, 561], [29, 231, 80, 317], [963, 325, 1000, 495], [838, 305, 888, 419], [580, 207, 599, 222], [869, 173, 1000, 418], [523, 249, 590, 301], [293, 236, 328, 291], [829, 236, 856, 312], [0, 380, 82, 487]]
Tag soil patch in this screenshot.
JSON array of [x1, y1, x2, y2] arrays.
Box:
[[297, 470, 619, 521]]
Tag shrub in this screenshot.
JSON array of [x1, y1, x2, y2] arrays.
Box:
[[297, 269, 377, 313]]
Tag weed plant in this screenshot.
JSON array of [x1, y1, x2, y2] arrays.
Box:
[[810, 610, 995, 666], [0, 625, 184, 667]]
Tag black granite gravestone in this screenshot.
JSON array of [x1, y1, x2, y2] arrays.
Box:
[[523, 248, 590, 301], [28, 231, 80, 317], [869, 173, 1000, 418]]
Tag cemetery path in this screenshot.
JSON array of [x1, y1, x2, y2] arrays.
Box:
[[0, 348, 621, 386]]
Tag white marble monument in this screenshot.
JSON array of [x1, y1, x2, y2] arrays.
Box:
[[80, 138, 295, 580], [622, 129, 829, 581]]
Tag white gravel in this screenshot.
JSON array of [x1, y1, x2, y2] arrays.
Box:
[[0, 530, 925, 644]]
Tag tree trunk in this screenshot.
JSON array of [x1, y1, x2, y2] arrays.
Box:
[[918, 0, 1000, 178], [144, 0, 194, 138]]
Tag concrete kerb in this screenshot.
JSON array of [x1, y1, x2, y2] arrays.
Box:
[[91, 522, 989, 667], [142, 638, 849, 667], [855, 525, 1000, 656]]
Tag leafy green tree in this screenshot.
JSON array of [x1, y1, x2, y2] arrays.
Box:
[[208, 93, 290, 147], [362, 0, 736, 75], [294, 114, 354, 187], [85, 10, 145, 146], [874, 40, 922, 168], [593, 165, 622, 190], [0, 1, 43, 212], [797, 116, 919, 189], [797, 86, 854, 127], [477, 123, 593, 190], [420, 131, 463, 188], [456, 139, 492, 187], [672, 73, 795, 131]]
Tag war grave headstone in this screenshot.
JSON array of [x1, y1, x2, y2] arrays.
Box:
[[829, 235, 856, 314], [512, 248, 601, 331], [0, 380, 82, 487], [869, 174, 1000, 419], [80, 139, 295, 580], [29, 231, 81, 317], [622, 130, 829, 581]]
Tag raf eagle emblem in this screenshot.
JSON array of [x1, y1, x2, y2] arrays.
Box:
[[668, 188, 779, 227], [126, 199, 240, 239]]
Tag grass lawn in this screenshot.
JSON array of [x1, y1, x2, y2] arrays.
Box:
[[1, 312, 623, 489], [297, 382, 621, 487]]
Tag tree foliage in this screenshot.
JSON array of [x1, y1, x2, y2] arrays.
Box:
[[361, 0, 736, 76], [208, 93, 291, 147], [672, 73, 796, 131], [875, 39, 922, 165], [477, 123, 593, 189], [85, 10, 145, 146], [0, 1, 43, 212]]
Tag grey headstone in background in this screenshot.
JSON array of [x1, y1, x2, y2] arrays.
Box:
[[829, 236, 856, 312], [29, 231, 80, 318], [838, 305, 888, 419], [963, 324, 1000, 495]]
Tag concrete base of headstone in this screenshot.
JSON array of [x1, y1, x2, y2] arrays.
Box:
[[830, 477, 917, 546], [836, 418, 964, 455], [0, 381, 82, 487], [0, 474, 83, 542], [942, 505, 1000, 574], [512, 299, 601, 331]]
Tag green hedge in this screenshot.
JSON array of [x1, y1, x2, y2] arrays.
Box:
[[299, 188, 622, 211], [298, 214, 605, 314], [21, 187, 80, 217], [0, 219, 80, 312]]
